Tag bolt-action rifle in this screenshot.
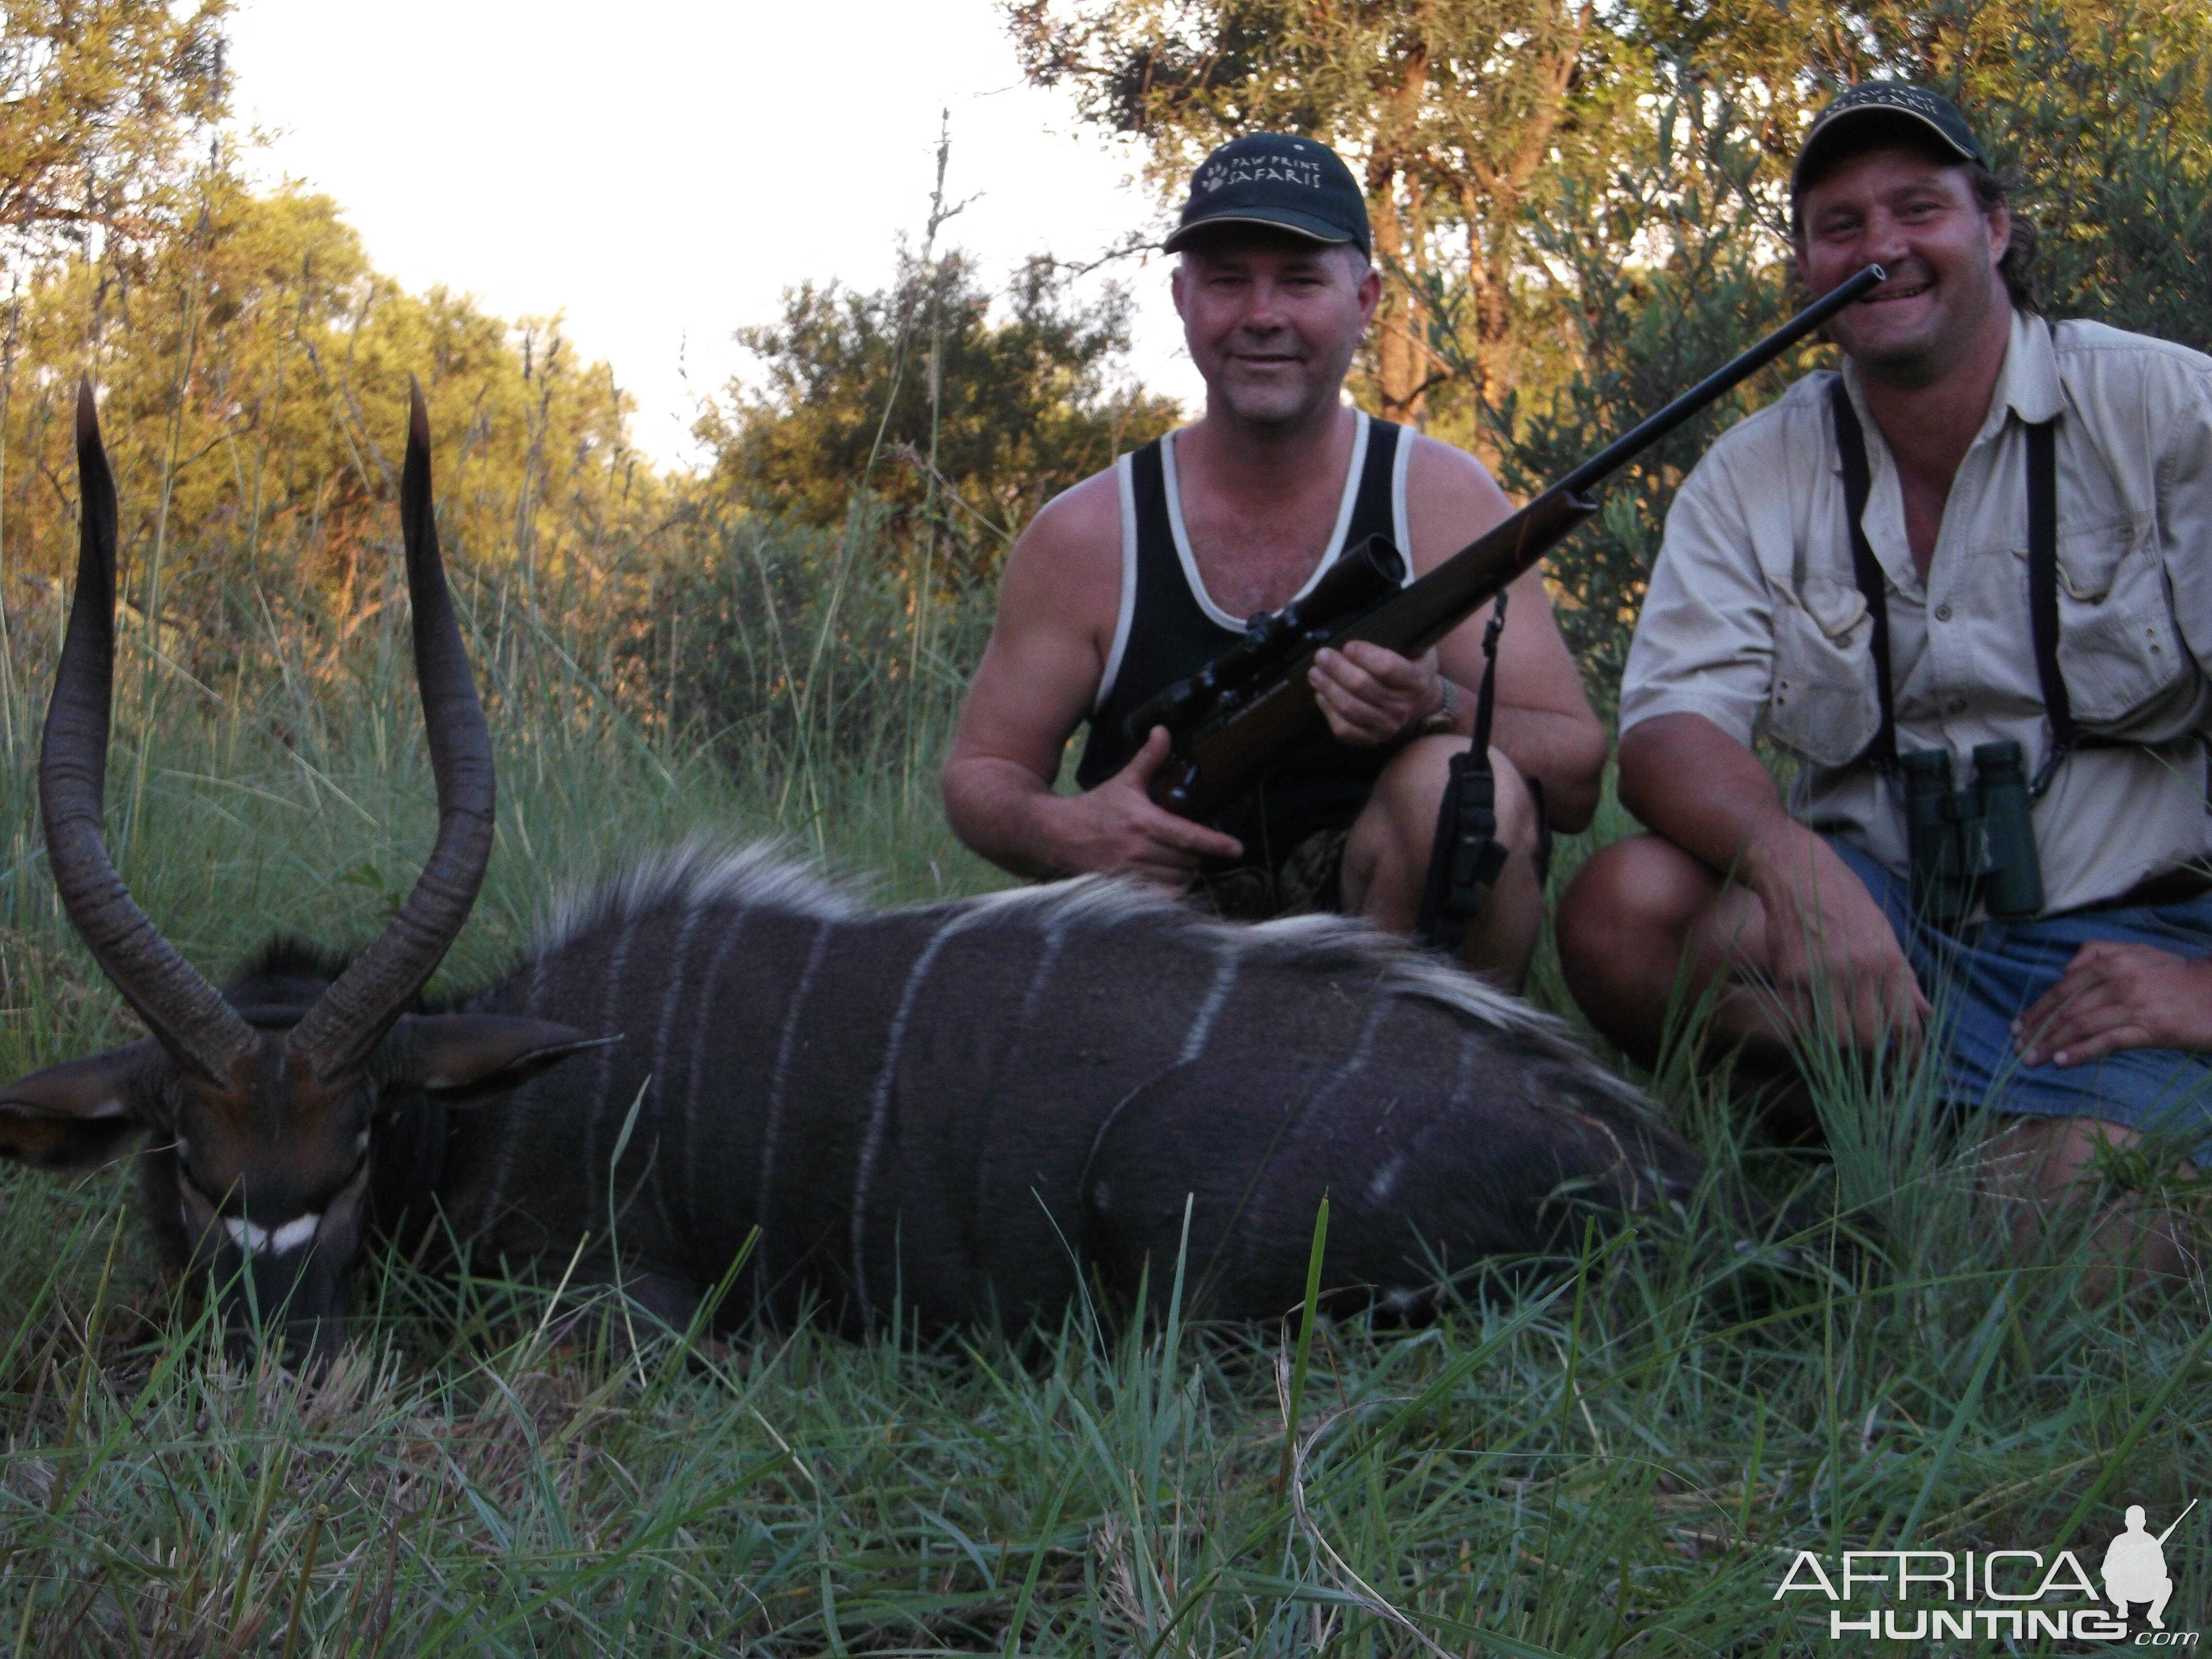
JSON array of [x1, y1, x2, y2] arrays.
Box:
[[1133, 264, 1889, 822]]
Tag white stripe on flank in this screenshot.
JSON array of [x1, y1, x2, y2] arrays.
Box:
[[1093, 453, 1140, 712], [753, 918, 836, 1279], [646, 903, 709, 1248], [1012, 920, 1068, 1036], [1178, 947, 1241, 1065], [1294, 996, 1390, 1135], [1242, 993, 1395, 1263], [849, 910, 983, 1322], [1448, 1028, 1479, 1112], [653, 904, 709, 1101], [682, 908, 752, 1235], [582, 915, 640, 1221]]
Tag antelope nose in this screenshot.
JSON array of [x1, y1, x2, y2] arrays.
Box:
[[216, 1226, 345, 1369]]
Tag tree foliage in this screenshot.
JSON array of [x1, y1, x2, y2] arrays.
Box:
[[0, 167, 654, 669], [696, 249, 1177, 585], [1010, 0, 2212, 698], [0, 0, 230, 252], [1009, 0, 1644, 424], [1501, 2, 2212, 698]]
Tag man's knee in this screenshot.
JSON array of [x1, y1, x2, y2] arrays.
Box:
[[1367, 735, 1536, 866], [1990, 1114, 2144, 1200], [1341, 739, 1541, 965], [1557, 835, 1713, 978]]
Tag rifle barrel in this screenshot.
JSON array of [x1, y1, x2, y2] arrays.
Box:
[[1556, 264, 1886, 498], [2156, 1498, 2199, 1546], [1149, 263, 1891, 821]]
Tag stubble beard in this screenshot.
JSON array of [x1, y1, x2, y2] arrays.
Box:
[[1209, 337, 1355, 434], [1215, 371, 1322, 432], [1839, 268, 2007, 392]]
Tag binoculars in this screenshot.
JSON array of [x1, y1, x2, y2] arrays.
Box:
[[1900, 740, 2044, 925]]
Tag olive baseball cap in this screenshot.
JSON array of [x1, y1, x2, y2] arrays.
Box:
[[1792, 83, 1989, 196], [1163, 134, 1372, 256]]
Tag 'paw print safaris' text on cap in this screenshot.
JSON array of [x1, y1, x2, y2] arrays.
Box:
[[1163, 135, 1372, 256]]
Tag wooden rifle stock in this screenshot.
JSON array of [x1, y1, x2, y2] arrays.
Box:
[[1146, 263, 1889, 823]]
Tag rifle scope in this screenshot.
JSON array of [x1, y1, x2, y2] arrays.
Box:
[[1121, 531, 1407, 743]]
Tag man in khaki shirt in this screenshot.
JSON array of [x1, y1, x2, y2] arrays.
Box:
[[1557, 84, 2212, 1264]]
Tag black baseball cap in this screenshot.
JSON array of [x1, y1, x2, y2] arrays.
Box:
[[1792, 83, 1989, 196], [1163, 134, 1372, 256]]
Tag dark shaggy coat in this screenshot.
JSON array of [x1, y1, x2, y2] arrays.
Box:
[[202, 846, 1704, 1335]]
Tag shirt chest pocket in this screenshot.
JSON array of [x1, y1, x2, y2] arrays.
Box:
[[2047, 517, 2183, 726], [1766, 576, 1883, 768]]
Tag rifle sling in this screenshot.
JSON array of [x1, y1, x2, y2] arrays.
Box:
[[1414, 593, 1511, 953]]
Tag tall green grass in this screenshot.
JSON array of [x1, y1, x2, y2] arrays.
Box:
[[1, 541, 2208, 1653]]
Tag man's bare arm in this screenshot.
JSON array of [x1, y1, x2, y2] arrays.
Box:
[[941, 473, 1243, 884], [1620, 712, 1927, 1044], [1305, 567, 1607, 824]]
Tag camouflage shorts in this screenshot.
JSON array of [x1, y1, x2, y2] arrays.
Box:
[[1188, 826, 1352, 923]]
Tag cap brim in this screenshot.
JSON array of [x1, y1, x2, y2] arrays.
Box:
[[1792, 107, 1982, 192], [1163, 209, 1362, 254]]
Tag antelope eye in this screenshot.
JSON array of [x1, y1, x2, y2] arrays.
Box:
[[177, 1168, 227, 1215]]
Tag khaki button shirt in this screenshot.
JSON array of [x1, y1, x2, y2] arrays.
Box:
[[1620, 310, 2212, 913]]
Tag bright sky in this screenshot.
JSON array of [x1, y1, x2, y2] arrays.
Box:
[[223, 0, 1208, 469]]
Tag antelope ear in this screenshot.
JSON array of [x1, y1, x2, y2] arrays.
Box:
[[387, 1015, 615, 1107], [0, 1043, 161, 1169]]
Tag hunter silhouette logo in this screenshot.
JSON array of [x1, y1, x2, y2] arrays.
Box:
[[2106, 1502, 2194, 1631], [1775, 1499, 2198, 1643]]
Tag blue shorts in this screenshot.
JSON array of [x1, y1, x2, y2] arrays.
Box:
[[1827, 837, 2212, 1164]]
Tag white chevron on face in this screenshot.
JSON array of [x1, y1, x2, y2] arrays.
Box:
[[223, 1212, 320, 1257]]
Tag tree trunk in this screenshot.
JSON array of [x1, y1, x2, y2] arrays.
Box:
[[1367, 42, 1433, 424]]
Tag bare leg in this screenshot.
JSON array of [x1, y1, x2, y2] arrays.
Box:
[[1556, 834, 1817, 1059], [1559, 834, 1842, 1138], [1339, 737, 1542, 987], [1561, 838, 2204, 1258], [1985, 1115, 2187, 1293]]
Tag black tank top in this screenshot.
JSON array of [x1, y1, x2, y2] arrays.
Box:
[[1074, 414, 1413, 865]]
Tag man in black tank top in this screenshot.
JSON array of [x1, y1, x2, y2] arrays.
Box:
[[941, 135, 1607, 987]]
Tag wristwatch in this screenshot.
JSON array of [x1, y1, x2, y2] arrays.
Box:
[[1416, 677, 1459, 737]]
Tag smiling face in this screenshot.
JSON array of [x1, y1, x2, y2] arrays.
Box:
[[1794, 145, 2014, 388], [1171, 229, 1380, 430]]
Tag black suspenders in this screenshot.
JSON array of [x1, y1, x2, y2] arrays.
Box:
[[1830, 381, 1900, 774], [1829, 380, 2075, 793], [2023, 418, 2085, 794]]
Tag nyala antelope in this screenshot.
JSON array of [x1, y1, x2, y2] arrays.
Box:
[[0, 382, 1705, 1367]]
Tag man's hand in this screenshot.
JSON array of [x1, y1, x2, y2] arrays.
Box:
[[2014, 941, 2212, 1067], [1749, 825, 1929, 1051], [1309, 641, 1445, 746], [1034, 726, 1245, 890]]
